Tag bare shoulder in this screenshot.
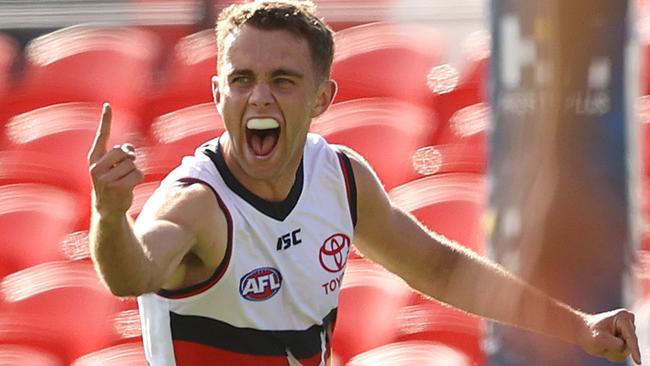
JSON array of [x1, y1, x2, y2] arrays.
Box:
[[331, 146, 404, 268], [136, 181, 224, 231], [332, 144, 389, 205], [333, 144, 368, 166], [134, 182, 228, 266]]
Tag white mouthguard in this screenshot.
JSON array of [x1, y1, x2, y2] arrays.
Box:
[[246, 118, 280, 130]]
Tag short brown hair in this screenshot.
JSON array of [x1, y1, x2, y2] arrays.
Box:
[[216, 0, 334, 81]]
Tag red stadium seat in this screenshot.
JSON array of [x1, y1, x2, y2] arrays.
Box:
[[148, 102, 223, 147], [0, 344, 64, 366], [145, 29, 217, 123], [388, 173, 486, 254], [129, 181, 161, 219], [112, 307, 142, 339], [311, 98, 437, 190], [436, 89, 489, 143], [5, 25, 161, 119], [423, 30, 489, 176], [457, 30, 490, 97], [0, 184, 85, 274], [331, 258, 412, 365], [0, 150, 85, 197], [346, 340, 472, 366], [437, 30, 489, 102], [0, 261, 131, 364], [411, 103, 489, 176], [394, 293, 486, 366], [331, 22, 445, 106], [60, 230, 91, 262], [3, 102, 145, 150], [71, 341, 146, 366], [142, 102, 224, 181], [1, 102, 145, 216]]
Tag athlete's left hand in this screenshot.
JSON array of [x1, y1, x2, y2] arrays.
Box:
[[578, 309, 641, 364]]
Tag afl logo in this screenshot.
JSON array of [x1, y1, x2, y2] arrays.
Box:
[[319, 233, 350, 273], [239, 267, 283, 301]]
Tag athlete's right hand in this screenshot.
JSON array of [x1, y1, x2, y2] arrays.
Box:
[[88, 103, 144, 216]]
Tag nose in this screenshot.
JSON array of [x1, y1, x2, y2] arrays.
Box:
[[249, 82, 274, 108]]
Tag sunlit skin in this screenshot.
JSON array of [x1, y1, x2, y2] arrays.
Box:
[[212, 24, 336, 202]]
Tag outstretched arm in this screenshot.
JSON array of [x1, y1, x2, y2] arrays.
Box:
[[340, 146, 641, 365], [88, 103, 225, 297]]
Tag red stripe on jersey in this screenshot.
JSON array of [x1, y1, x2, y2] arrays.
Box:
[[337, 154, 353, 214], [336, 151, 357, 227], [173, 340, 290, 366], [299, 351, 325, 366]]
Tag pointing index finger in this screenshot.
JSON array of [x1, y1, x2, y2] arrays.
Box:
[[88, 102, 112, 164]]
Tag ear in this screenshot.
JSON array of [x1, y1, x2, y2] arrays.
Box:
[[311, 79, 337, 118], [211, 75, 220, 106]]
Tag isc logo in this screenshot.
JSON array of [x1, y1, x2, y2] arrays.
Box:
[[239, 267, 283, 301], [277, 228, 302, 251]]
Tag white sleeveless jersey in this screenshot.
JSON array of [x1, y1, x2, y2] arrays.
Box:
[[138, 133, 357, 366]]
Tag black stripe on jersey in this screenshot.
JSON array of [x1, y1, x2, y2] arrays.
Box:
[[336, 151, 358, 227], [201, 140, 304, 222], [157, 177, 234, 299], [170, 308, 337, 358]]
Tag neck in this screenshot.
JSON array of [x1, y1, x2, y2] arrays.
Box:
[[220, 134, 302, 202]]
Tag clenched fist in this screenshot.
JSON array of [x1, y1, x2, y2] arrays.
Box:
[[579, 309, 642, 365]]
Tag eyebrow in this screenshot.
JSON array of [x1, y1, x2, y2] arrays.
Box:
[[227, 68, 304, 80], [270, 68, 304, 79], [228, 69, 254, 78]]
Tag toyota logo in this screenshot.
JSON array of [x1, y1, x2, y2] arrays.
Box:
[[319, 233, 350, 273]]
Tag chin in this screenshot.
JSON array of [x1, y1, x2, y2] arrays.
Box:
[[242, 162, 283, 181]]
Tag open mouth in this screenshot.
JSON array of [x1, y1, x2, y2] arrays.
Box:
[[246, 118, 281, 157]]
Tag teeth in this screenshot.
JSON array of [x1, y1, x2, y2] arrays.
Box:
[[246, 118, 279, 130]]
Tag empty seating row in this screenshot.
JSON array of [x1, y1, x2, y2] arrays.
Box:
[[0, 260, 139, 364], [0, 22, 491, 135]]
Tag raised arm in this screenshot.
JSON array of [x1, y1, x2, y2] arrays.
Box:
[[87, 103, 226, 297], [339, 146, 641, 365]]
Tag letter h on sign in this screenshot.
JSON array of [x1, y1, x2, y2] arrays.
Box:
[[500, 13, 551, 88]]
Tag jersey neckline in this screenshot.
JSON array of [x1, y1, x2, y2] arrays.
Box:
[[202, 139, 304, 222]]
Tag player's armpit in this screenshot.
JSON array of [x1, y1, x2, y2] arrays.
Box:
[[132, 182, 228, 295]]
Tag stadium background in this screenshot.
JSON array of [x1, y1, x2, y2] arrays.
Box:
[[0, 0, 646, 365]]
